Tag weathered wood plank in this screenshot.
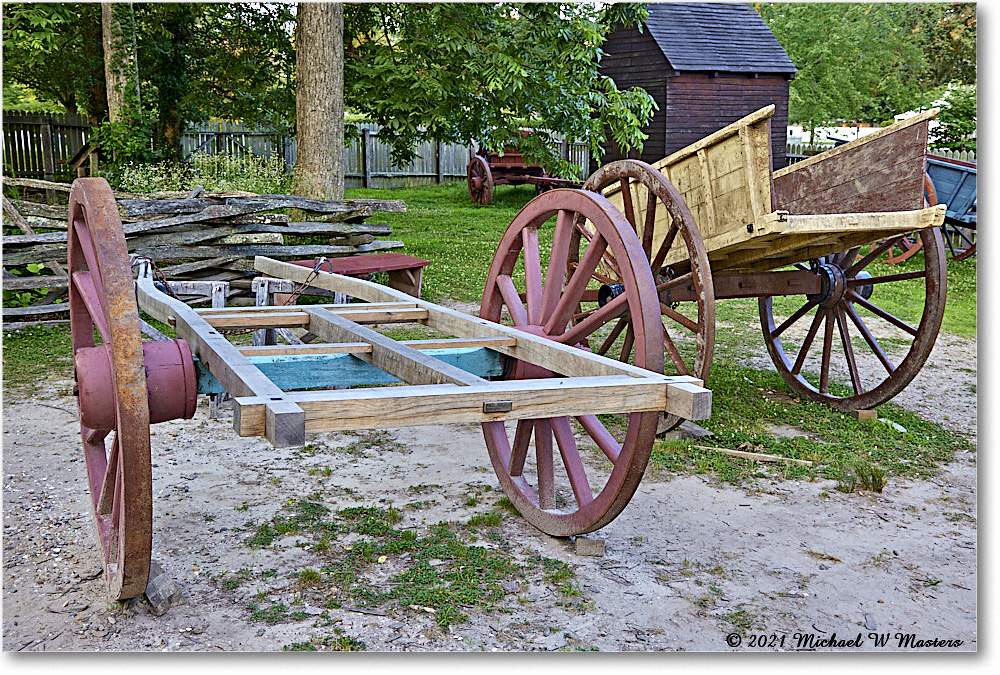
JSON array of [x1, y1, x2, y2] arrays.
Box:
[[236, 336, 518, 357], [2, 240, 405, 266], [226, 195, 406, 213], [231, 376, 681, 435]]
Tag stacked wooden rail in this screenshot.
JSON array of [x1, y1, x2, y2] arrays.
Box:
[[1, 177, 406, 326]]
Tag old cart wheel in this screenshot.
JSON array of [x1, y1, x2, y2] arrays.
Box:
[[581, 160, 715, 432], [467, 155, 494, 205], [884, 173, 936, 264], [759, 227, 947, 411], [69, 178, 197, 599], [945, 221, 976, 261], [480, 188, 664, 535], [69, 178, 153, 599]]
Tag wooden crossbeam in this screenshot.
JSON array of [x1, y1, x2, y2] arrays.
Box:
[[201, 306, 428, 329], [237, 336, 518, 356], [305, 307, 487, 386]]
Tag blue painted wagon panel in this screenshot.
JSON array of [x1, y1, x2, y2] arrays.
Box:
[[927, 157, 976, 224], [195, 347, 504, 395]]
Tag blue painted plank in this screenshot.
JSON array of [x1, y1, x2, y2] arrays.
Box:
[[195, 347, 505, 394]]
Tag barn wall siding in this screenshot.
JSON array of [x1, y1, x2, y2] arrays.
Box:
[[597, 21, 793, 172]]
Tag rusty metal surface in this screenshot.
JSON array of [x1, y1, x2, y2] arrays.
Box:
[[758, 227, 947, 410], [69, 177, 153, 599], [581, 159, 716, 431], [480, 188, 662, 536], [774, 120, 929, 215]]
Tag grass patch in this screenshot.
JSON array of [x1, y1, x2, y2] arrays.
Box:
[[239, 498, 577, 630], [344, 182, 537, 303], [1, 324, 74, 392], [650, 360, 973, 485]]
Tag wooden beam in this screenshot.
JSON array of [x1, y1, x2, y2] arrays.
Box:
[[237, 336, 518, 356], [232, 376, 672, 435], [305, 307, 487, 386]]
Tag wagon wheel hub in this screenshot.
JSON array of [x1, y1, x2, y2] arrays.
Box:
[[74, 339, 199, 432], [807, 262, 846, 308]]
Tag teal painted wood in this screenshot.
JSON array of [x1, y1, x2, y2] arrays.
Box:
[[195, 347, 505, 394]]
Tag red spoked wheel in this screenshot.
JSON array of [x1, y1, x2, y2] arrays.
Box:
[[467, 155, 494, 206], [69, 178, 197, 599], [480, 188, 664, 536], [580, 160, 715, 432], [759, 227, 947, 411]]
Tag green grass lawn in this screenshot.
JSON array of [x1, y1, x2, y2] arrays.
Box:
[[3, 182, 976, 488]]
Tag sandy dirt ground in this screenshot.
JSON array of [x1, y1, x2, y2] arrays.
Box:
[[2, 316, 977, 653]]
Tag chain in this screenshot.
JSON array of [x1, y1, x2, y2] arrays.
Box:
[[280, 256, 329, 306], [130, 254, 182, 300]]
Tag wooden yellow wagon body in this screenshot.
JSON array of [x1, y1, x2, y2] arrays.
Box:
[[580, 106, 947, 412]]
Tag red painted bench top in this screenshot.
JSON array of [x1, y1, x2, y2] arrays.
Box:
[[289, 253, 430, 276]]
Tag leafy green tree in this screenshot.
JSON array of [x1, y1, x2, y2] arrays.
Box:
[[1, 3, 107, 117], [931, 84, 976, 151], [344, 2, 656, 176], [755, 3, 931, 133]]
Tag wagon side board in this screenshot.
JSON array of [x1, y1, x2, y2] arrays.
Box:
[[774, 109, 936, 215]]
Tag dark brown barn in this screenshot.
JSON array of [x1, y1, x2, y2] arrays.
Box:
[[598, 2, 797, 170]]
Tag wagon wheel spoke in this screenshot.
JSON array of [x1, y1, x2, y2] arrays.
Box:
[[844, 299, 895, 375], [792, 307, 826, 376], [534, 419, 556, 510], [96, 432, 121, 515], [540, 209, 577, 324], [619, 323, 635, 362], [846, 236, 904, 276], [576, 415, 622, 463], [835, 308, 864, 395], [819, 309, 835, 394], [545, 234, 608, 336], [507, 419, 533, 477], [846, 290, 919, 336], [597, 316, 629, 356], [836, 246, 862, 267], [521, 226, 544, 324], [641, 188, 657, 262], [552, 417, 594, 507], [848, 270, 926, 286], [662, 323, 691, 376], [496, 274, 528, 326], [770, 299, 818, 339], [660, 303, 699, 333], [558, 291, 628, 346], [650, 222, 680, 274], [619, 178, 636, 229]]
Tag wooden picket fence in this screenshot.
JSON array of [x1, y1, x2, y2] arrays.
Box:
[[3, 113, 591, 189], [2, 112, 93, 181]]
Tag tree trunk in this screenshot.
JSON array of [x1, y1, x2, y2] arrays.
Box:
[[293, 2, 344, 200], [102, 2, 139, 123]]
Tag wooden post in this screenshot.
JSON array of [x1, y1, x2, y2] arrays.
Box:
[[436, 140, 444, 184], [40, 115, 57, 204], [209, 280, 231, 419], [361, 127, 371, 188]]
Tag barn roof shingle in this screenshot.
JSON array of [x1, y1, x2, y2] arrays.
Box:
[[643, 3, 798, 75]]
